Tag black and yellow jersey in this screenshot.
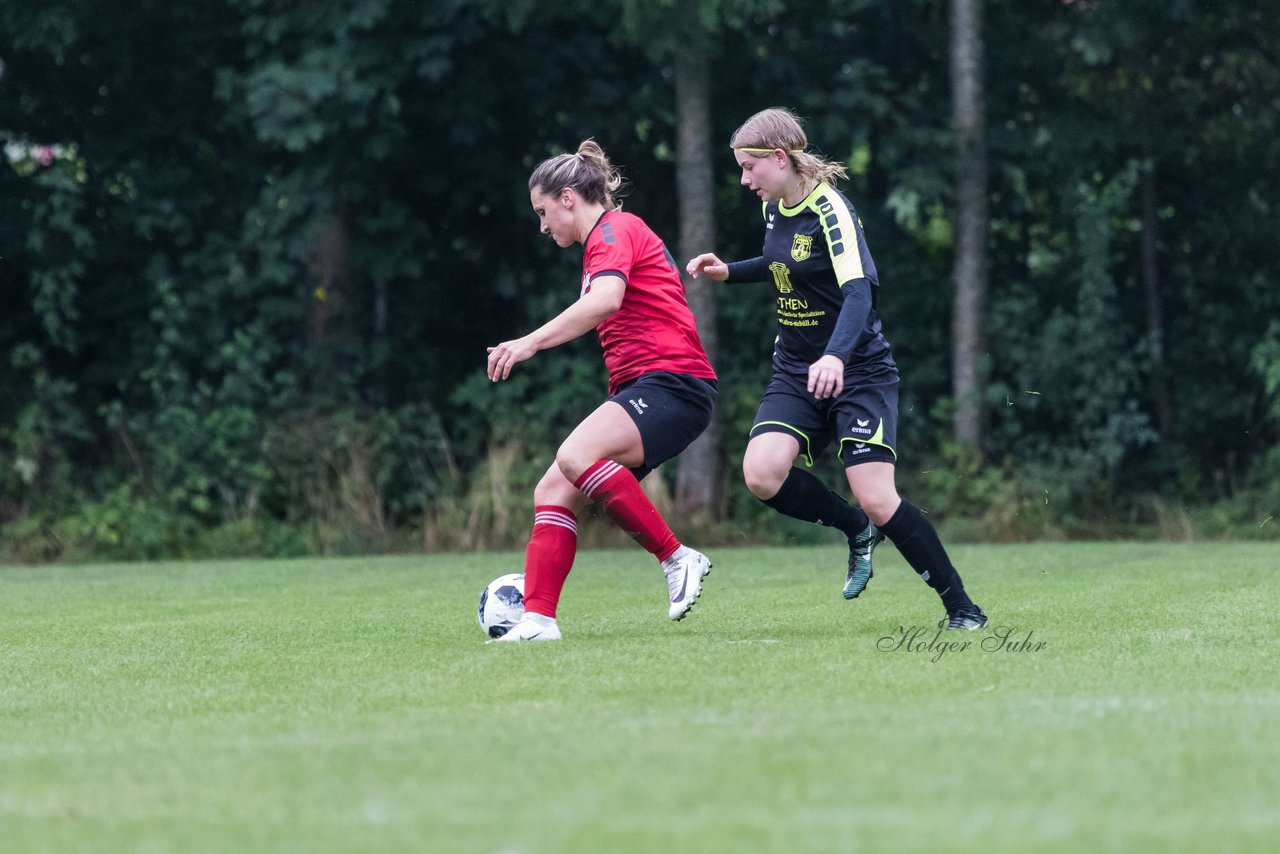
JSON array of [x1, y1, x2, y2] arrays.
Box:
[[726, 183, 895, 377]]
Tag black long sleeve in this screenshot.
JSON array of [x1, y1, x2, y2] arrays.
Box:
[[725, 257, 768, 283], [822, 278, 873, 362]]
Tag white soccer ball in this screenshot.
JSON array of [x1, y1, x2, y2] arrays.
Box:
[[477, 573, 526, 638]]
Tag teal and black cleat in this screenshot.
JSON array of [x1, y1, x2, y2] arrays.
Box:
[[842, 522, 884, 600], [943, 605, 988, 631]]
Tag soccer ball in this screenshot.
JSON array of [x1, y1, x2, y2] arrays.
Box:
[[477, 573, 525, 638]]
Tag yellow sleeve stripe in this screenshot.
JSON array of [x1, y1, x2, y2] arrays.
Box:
[[813, 190, 865, 285]]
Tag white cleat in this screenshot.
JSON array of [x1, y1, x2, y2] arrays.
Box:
[[662, 546, 711, 621], [489, 612, 562, 643]]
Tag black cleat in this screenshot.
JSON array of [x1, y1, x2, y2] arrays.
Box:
[[943, 605, 988, 631]]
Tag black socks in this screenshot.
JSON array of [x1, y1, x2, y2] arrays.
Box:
[[879, 500, 973, 613], [762, 471, 974, 615], [761, 468, 869, 540]]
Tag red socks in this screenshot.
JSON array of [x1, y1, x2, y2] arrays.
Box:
[[521, 505, 577, 618], [574, 460, 679, 561], [522, 461, 678, 618]]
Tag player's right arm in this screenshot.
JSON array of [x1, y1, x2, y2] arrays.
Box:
[[486, 276, 625, 381]]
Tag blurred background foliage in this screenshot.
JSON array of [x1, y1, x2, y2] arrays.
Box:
[[1, 0, 1278, 561]]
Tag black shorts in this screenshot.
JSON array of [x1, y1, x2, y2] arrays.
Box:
[[612, 372, 718, 480], [750, 366, 898, 468]]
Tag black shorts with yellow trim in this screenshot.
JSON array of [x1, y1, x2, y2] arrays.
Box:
[[611, 371, 718, 480], [749, 366, 898, 468]]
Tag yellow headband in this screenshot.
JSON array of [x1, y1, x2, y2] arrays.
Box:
[[733, 147, 803, 155]]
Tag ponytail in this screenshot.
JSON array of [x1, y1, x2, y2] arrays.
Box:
[[528, 139, 627, 209]]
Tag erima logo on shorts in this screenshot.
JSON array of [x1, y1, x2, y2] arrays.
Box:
[[849, 443, 870, 455], [629, 398, 649, 415], [851, 418, 874, 436]]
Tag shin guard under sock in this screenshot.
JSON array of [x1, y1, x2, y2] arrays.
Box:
[[575, 460, 679, 561], [880, 500, 972, 612], [521, 505, 577, 618], [762, 467, 870, 539]]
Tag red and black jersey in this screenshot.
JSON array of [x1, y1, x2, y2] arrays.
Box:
[[581, 210, 717, 394]]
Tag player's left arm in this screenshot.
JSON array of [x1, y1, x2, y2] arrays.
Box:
[[487, 276, 625, 381], [808, 198, 873, 400]]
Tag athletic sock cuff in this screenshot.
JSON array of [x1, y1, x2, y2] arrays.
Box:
[[880, 500, 919, 543], [533, 505, 577, 533], [760, 470, 803, 510], [574, 459, 625, 498], [763, 468, 866, 536]]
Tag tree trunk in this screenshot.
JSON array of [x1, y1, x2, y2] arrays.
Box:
[[673, 46, 720, 519], [1141, 158, 1173, 435], [306, 214, 349, 393], [950, 0, 989, 449]]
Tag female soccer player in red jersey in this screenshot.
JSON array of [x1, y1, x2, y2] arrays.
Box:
[[687, 108, 986, 630], [486, 139, 719, 642]]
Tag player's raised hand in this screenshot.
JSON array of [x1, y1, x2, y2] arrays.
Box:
[[807, 354, 845, 399], [486, 337, 537, 381], [685, 253, 729, 281]]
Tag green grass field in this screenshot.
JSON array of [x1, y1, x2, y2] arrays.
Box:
[[2, 543, 1278, 853]]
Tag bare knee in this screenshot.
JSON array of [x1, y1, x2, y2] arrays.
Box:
[[855, 490, 900, 526], [555, 431, 610, 484], [534, 465, 580, 507], [742, 455, 788, 500], [554, 447, 588, 484], [846, 462, 901, 526]]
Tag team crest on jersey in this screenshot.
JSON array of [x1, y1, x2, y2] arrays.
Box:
[[790, 234, 812, 262]]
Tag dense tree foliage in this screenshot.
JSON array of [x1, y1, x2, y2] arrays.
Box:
[[2, 0, 1277, 560]]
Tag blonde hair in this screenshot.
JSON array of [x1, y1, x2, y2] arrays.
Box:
[[528, 139, 626, 210], [730, 107, 848, 185]]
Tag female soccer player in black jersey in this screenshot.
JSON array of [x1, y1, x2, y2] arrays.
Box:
[[687, 108, 986, 630]]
